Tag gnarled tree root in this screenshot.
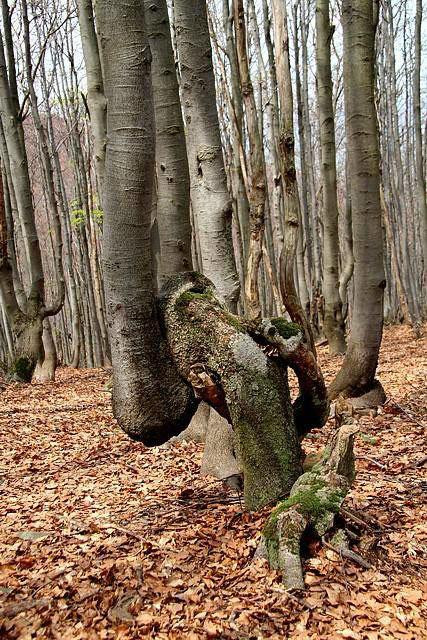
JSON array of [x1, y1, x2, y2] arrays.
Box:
[[258, 423, 358, 589]]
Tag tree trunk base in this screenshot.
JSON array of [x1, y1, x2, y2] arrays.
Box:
[[33, 356, 56, 383], [200, 408, 240, 480], [175, 402, 210, 443], [258, 423, 358, 589], [345, 379, 386, 409], [9, 313, 43, 383], [9, 356, 36, 383]]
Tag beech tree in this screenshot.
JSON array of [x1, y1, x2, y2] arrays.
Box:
[[315, 0, 346, 355], [174, 0, 240, 311], [93, 0, 196, 445], [84, 0, 329, 515], [413, 0, 427, 289], [1, 0, 424, 590], [0, 0, 64, 381], [328, 0, 385, 401], [2, 0, 425, 376]]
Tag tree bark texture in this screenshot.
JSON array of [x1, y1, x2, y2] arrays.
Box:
[[329, 0, 385, 401], [76, 0, 107, 200], [144, 0, 193, 282], [174, 0, 240, 310], [233, 0, 266, 320], [95, 0, 196, 445], [271, 0, 315, 354], [315, 0, 346, 354], [158, 272, 303, 510]]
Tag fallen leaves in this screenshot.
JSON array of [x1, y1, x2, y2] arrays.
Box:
[[0, 325, 426, 638]]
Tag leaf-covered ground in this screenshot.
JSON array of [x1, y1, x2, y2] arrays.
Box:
[[1, 325, 426, 639]]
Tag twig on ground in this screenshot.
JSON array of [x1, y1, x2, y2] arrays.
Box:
[[341, 507, 381, 530], [323, 541, 373, 570], [357, 456, 387, 470], [100, 523, 146, 543], [388, 398, 426, 429], [0, 598, 49, 618], [407, 455, 427, 469], [344, 528, 359, 541]]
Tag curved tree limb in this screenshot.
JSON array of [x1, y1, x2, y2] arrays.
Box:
[[246, 318, 329, 438]]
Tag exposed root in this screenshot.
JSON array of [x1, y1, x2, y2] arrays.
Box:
[[259, 423, 358, 588]]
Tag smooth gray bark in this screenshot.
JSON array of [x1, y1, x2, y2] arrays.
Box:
[[413, 0, 427, 292], [329, 0, 385, 400], [144, 0, 192, 282], [315, 0, 346, 354], [76, 0, 107, 199], [95, 0, 196, 445], [174, 0, 240, 311]]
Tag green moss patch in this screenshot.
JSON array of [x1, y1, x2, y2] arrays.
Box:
[[263, 475, 345, 541], [270, 318, 302, 339]]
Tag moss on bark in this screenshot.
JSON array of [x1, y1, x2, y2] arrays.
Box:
[[158, 272, 303, 510], [260, 424, 357, 586], [269, 317, 302, 339]]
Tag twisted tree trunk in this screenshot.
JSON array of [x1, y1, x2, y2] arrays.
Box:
[[158, 272, 302, 510], [158, 272, 329, 510]]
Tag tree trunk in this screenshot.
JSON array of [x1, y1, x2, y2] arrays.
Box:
[[413, 0, 427, 294], [76, 0, 107, 199], [222, 0, 250, 268], [315, 0, 346, 354], [233, 0, 266, 320], [174, 0, 240, 311], [158, 272, 303, 510], [33, 318, 57, 383], [293, 3, 313, 299], [329, 0, 385, 402], [94, 0, 196, 445], [339, 162, 354, 320], [144, 0, 193, 283], [271, 0, 315, 354]]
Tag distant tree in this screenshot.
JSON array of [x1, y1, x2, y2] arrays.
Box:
[[0, 0, 64, 381], [413, 0, 427, 295], [315, 0, 346, 354]]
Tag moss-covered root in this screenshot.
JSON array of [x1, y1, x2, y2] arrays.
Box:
[[260, 423, 358, 587], [263, 508, 307, 590]]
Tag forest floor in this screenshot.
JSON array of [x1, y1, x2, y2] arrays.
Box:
[[0, 324, 426, 640]]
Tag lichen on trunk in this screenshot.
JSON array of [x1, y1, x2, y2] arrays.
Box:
[[10, 310, 43, 382]]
